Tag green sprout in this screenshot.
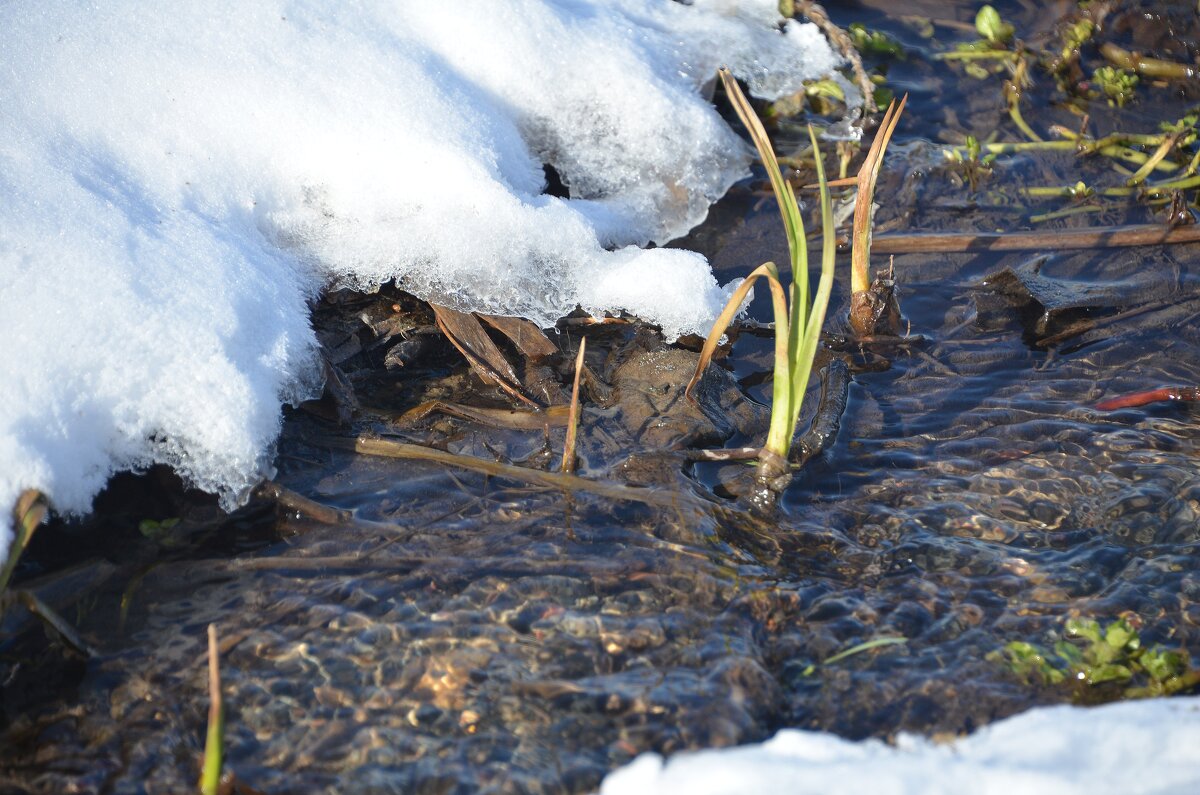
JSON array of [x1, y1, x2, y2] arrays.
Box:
[[946, 134, 998, 191], [848, 23, 905, 58], [686, 69, 839, 490], [1093, 65, 1139, 107]]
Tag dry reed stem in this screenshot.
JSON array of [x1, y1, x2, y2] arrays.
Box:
[[684, 262, 790, 403], [858, 223, 1200, 254], [561, 337, 586, 473], [327, 435, 701, 511], [851, 94, 907, 297]]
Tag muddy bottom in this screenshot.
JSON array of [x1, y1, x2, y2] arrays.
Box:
[[4, 1, 1200, 793]]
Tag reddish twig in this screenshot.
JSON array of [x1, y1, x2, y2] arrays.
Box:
[[1096, 386, 1200, 411]]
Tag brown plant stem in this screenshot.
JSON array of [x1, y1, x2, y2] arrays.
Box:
[[843, 223, 1200, 254]]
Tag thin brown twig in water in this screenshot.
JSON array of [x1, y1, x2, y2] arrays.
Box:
[[795, 1, 878, 115], [561, 337, 586, 473], [844, 224, 1200, 254], [320, 434, 702, 511]]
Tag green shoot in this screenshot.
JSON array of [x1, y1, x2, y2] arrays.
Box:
[[200, 623, 225, 795], [685, 69, 836, 481]]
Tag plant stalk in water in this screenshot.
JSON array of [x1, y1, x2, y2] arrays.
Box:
[[686, 69, 837, 490], [849, 94, 906, 337], [200, 623, 225, 795]]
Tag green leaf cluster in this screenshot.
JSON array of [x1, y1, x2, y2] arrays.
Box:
[[1093, 66, 1139, 107], [989, 617, 1200, 701], [849, 23, 905, 58]]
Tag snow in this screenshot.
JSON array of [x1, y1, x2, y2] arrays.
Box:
[[599, 696, 1200, 795], [0, 0, 839, 557]]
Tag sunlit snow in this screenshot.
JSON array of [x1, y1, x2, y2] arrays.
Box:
[[0, 0, 839, 555], [600, 696, 1200, 795]]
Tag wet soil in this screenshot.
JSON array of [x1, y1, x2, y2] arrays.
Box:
[[4, 1, 1200, 793]]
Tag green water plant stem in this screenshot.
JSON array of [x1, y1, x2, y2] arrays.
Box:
[[1100, 42, 1199, 80], [200, 623, 225, 795], [947, 137, 1181, 173]]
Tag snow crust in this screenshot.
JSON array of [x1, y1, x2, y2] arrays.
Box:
[[0, 1, 838, 556], [600, 696, 1200, 795]]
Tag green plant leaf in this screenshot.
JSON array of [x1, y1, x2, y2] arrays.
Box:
[[975, 5, 1014, 45], [1086, 662, 1133, 685]]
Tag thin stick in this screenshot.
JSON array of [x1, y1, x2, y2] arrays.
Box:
[[561, 338, 586, 473], [794, 1, 878, 114], [200, 624, 224, 795], [323, 435, 701, 511], [855, 224, 1200, 254]]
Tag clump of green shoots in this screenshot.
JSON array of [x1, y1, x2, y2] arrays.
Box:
[[989, 616, 1200, 702], [1093, 65, 1140, 108], [685, 68, 837, 493]]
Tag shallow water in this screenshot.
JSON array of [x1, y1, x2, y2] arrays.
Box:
[[4, 1, 1200, 792]]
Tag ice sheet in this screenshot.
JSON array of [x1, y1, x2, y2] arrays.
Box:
[[0, 1, 838, 556], [600, 696, 1200, 795]]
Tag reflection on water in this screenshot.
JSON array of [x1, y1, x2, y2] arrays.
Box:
[[4, 1, 1200, 792]]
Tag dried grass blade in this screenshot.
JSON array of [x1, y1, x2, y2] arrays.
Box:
[[336, 435, 701, 510], [851, 94, 907, 295], [1, 490, 47, 592], [718, 69, 802, 265], [685, 262, 789, 403], [561, 337, 586, 473]]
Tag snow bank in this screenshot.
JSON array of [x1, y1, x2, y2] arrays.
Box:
[[0, 1, 838, 555], [600, 696, 1200, 795]]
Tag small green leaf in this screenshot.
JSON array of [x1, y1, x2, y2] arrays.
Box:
[[1065, 618, 1102, 645], [975, 6, 1014, 45], [779, 0, 795, 18], [1086, 663, 1133, 685], [1142, 648, 1187, 682], [1105, 619, 1137, 651]]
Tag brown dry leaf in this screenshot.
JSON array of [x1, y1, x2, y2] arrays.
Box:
[[431, 304, 537, 407], [478, 314, 558, 359]]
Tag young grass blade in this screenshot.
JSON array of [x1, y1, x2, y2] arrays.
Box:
[[1, 490, 48, 593], [784, 126, 838, 445], [718, 69, 804, 273], [561, 337, 586, 474], [685, 262, 790, 407], [850, 94, 907, 297], [200, 623, 225, 795]]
